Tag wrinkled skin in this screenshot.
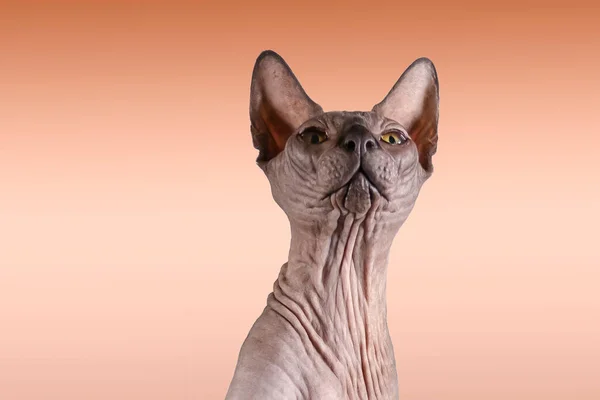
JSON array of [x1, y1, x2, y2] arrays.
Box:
[[225, 50, 439, 400]]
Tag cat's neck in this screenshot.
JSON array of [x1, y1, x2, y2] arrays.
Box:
[[279, 209, 394, 318], [266, 205, 400, 398]]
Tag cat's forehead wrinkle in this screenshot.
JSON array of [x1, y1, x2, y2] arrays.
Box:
[[317, 111, 381, 133], [341, 112, 372, 130]]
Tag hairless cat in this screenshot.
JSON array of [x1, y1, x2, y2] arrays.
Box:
[[225, 50, 439, 400]]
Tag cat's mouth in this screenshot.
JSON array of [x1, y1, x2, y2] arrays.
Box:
[[353, 167, 381, 192], [322, 167, 389, 213], [343, 171, 372, 214]]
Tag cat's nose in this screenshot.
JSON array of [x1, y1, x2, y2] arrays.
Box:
[[342, 126, 377, 154]]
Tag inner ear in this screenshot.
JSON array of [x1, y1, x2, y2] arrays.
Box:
[[372, 58, 439, 173], [249, 50, 323, 166]]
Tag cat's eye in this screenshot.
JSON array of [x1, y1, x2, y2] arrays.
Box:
[[380, 131, 408, 145], [299, 127, 328, 145]]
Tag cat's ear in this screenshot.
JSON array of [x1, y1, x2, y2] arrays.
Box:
[[372, 58, 439, 174], [250, 50, 323, 167]]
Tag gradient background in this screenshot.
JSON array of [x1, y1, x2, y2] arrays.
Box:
[[1, 1, 599, 399]]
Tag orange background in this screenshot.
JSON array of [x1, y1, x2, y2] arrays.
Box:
[[1, 1, 599, 399]]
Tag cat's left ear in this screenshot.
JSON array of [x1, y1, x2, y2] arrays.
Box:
[[249, 50, 323, 168], [372, 58, 439, 175]]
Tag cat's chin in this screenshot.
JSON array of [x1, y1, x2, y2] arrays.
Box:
[[343, 172, 371, 214], [318, 164, 391, 215], [323, 170, 385, 216]]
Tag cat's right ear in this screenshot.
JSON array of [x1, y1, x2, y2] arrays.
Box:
[[249, 50, 323, 169], [372, 58, 439, 175]]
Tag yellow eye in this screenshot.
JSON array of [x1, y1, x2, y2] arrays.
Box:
[[300, 128, 328, 145], [380, 131, 407, 145]]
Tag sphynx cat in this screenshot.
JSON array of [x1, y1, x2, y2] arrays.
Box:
[[225, 50, 439, 400]]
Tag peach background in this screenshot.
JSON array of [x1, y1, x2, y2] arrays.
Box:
[[1, 1, 599, 399]]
